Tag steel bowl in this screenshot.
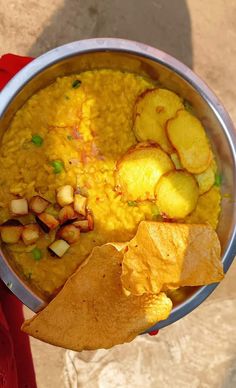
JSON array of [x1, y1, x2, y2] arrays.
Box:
[[0, 38, 235, 331]]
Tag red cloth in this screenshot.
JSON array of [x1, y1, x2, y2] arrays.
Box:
[[0, 54, 36, 388]]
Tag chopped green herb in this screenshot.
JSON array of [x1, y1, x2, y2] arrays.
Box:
[[67, 135, 73, 140], [184, 100, 193, 114], [32, 247, 42, 261], [31, 134, 43, 147], [50, 160, 64, 174], [6, 281, 13, 289], [72, 79, 82, 88], [128, 201, 138, 207], [215, 173, 222, 186], [65, 95, 70, 100], [151, 204, 160, 218]]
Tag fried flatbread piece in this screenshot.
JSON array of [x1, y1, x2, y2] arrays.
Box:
[[22, 244, 172, 351], [121, 221, 224, 295]]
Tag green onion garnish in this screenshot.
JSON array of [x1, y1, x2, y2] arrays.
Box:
[[72, 79, 81, 88], [215, 173, 222, 186], [65, 95, 70, 100], [32, 247, 42, 261], [31, 134, 43, 147], [151, 204, 159, 217], [50, 160, 64, 174], [128, 201, 138, 207], [67, 135, 73, 140], [184, 100, 193, 113]]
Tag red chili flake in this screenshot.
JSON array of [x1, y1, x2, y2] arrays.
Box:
[[97, 154, 105, 160], [72, 126, 83, 140], [84, 181, 91, 189], [91, 142, 99, 156], [80, 150, 89, 164], [161, 213, 176, 222]]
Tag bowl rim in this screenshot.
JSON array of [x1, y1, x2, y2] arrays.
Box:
[[0, 38, 235, 329]]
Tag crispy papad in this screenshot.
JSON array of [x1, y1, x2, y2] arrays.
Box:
[[22, 243, 172, 351], [121, 221, 224, 295]]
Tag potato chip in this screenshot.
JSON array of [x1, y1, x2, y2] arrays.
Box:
[[155, 171, 199, 219], [121, 221, 223, 295], [167, 110, 212, 174], [133, 88, 184, 154], [116, 144, 174, 201], [195, 159, 217, 195], [22, 243, 172, 351]]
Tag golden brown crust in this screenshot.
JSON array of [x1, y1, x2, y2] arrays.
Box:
[[121, 221, 224, 295], [22, 243, 172, 351]]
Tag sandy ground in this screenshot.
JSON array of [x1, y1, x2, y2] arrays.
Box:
[[1, 0, 236, 387]]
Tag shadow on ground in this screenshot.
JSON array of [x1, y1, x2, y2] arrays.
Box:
[[28, 0, 192, 68]]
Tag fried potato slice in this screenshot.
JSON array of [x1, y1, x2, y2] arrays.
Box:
[[185, 186, 221, 229], [167, 110, 212, 173], [22, 244, 172, 351], [133, 88, 184, 153], [116, 144, 174, 201], [121, 221, 224, 295], [155, 171, 199, 219], [195, 159, 217, 194]]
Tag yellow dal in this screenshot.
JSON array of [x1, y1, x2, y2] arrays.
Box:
[[0, 70, 221, 298]]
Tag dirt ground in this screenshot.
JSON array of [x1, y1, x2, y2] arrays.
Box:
[[1, 0, 236, 387]]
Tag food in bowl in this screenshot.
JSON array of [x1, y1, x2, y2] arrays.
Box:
[[22, 221, 223, 350], [0, 68, 224, 350]]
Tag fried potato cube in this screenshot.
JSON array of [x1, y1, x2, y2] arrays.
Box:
[[22, 224, 40, 246], [167, 110, 212, 173], [10, 198, 28, 216], [29, 196, 49, 214], [57, 225, 80, 244], [116, 144, 174, 201], [56, 185, 74, 207], [58, 205, 77, 224], [73, 194, 87, 216], [195, 159, 217, 194], [121, 221, 224, 295], [73, 220, 89, 232], [155, 171, 199, 219], [22, 244, 172, 351], [73, 213, 94, 232], [1, 225, 23, 244], [133, 88, 184, 153], [36, 213, 59, 233], [48, 239, 70, 258]]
